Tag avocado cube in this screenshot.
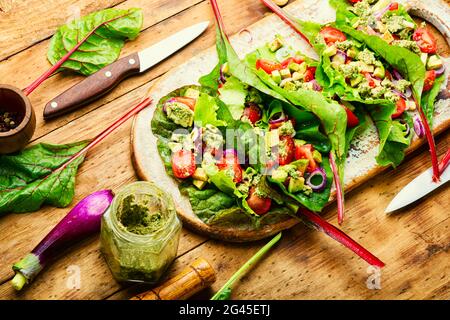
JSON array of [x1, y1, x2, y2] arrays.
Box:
[[323, 45, 337, 57], [193, 167, 208, 181], [312, 150, 322, 163], [184, 88, 200, 100], [289, 62, 301, 72], [420, 53, 428, 66], [376, 21, 387, 34], [267, 36, 284, 52], [271, 169, 289, 184], [372, 0, 391, 12], [265, 130, 280, 148], [406, 99, 416, 111], [294, 139, 306, 146], [280, 78, 293, 88], [221, 62, 230, 74], [427, 55, 443, 70], [358, 62, 374, 73], [286, 202, 300, 212], [350, 75, 363, 87], [193, 179, 207, 190], [291, 159, 309, 175], [288, 177, 305, 193], [283, 81, 297, 91], [280, 68, 291, 79], [373, 65, 385, 79], [271, 70, 282, 84], [347, 47, 360, 59]]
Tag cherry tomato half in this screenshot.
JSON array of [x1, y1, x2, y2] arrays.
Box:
[[294, 143, 317, 173], [171, 150, 196, 179], [242, 102, 262, 124], [342, 105, 359, 128], [247, 187, 272, 215], [256, 59, 282, 74], [391, 97, 407, 119], [217, 153, 243, 183], [319, 26, 347, 46], [423, 70, 436, 92], [413, 27, 437, 54], [278, 135, 295, 166], [304, 67, 317, 82]]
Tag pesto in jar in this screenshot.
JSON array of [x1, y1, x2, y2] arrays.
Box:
[[100, 182, 181, 284]]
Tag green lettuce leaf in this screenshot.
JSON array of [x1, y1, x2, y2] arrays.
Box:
[[0, 141, 89, 214], [218, 76, 247, 120], [194, 93, 227, 127], [47, 8, 143, 76]]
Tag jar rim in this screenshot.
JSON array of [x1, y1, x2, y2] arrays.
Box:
[[109, 181, 178, 243]]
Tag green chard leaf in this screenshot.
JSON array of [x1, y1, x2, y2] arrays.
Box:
[[47, 8, 143, 76], [0, 141, 89, 214]]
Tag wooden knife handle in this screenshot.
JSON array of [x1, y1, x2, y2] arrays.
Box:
[[43, 52, 141, 119], [130, 258, 216, 300]]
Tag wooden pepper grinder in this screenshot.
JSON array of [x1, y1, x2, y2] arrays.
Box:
[[130, 258, 216, 300]]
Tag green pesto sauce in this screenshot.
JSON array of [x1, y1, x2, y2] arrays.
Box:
[[117, 195, 164, 235]]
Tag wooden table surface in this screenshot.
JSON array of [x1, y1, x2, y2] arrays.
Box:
[[0, 0, 448, 300]]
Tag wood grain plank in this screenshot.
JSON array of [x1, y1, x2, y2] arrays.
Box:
[[0, 0, 126, 61], [109, 135, 449, 300]]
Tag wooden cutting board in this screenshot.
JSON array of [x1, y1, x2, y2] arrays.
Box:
[[131, 0, 450, 242]]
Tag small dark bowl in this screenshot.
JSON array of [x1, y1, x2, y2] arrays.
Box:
[[0, 84, 36, 154]]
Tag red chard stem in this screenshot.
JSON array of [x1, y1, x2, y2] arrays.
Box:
[[301, 209, 385, 268], [438, 148, 450, 175], [23, 14, 131, 96], [414, 97, 440, 182], [330, 152, 345, 225]]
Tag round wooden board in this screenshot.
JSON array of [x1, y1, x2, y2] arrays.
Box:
[[131, 0, 450, 242]]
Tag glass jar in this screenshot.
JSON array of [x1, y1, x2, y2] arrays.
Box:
[[100, 181, 181, 284]]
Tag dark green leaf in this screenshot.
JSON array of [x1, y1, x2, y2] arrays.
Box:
[[0, 141, 89, 214]]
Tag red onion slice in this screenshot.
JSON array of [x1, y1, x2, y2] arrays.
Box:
[[435, 65, 445, 76], [392, 69, 403, 80], [219, 64, 227, 84], [398, 119, 411, 137], [162, 98, 177, 113], [306, 167, 327, 192], [308, 79, 322, 91], [413, 116, 425, 138], [392, 89, 407, 99], [404, 86, 412, 98]]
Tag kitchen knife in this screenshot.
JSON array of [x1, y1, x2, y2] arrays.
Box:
[[385, 153, 450, 213], [43, 21, 209, 119]]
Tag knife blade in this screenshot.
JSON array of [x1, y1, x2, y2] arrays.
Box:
[[385, 164, 450, 213], [43, 21, 209, 119]]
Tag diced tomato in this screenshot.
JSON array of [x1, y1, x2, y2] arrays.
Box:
[[278, 136, 295, 166], [294, 143, 317, 173], [342, 105, 359, 128], [171, 150, 196, 179], [319, 26, 347, 46], [247, 187, 272, 215], [217, 153, 243, 183], [389, 2, 399, 10], [363, 72, 376, 88], [391, 97, 407, 119], [281, 56, 304, 68], [423, 70, 436, 92], [256, 59, 283, 74], [303, 67, 316, 82], [348, 0, 361, 3], [413, 28, 437, 54], [172, 96, 196, 111], [242, 102, 262, 124]]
